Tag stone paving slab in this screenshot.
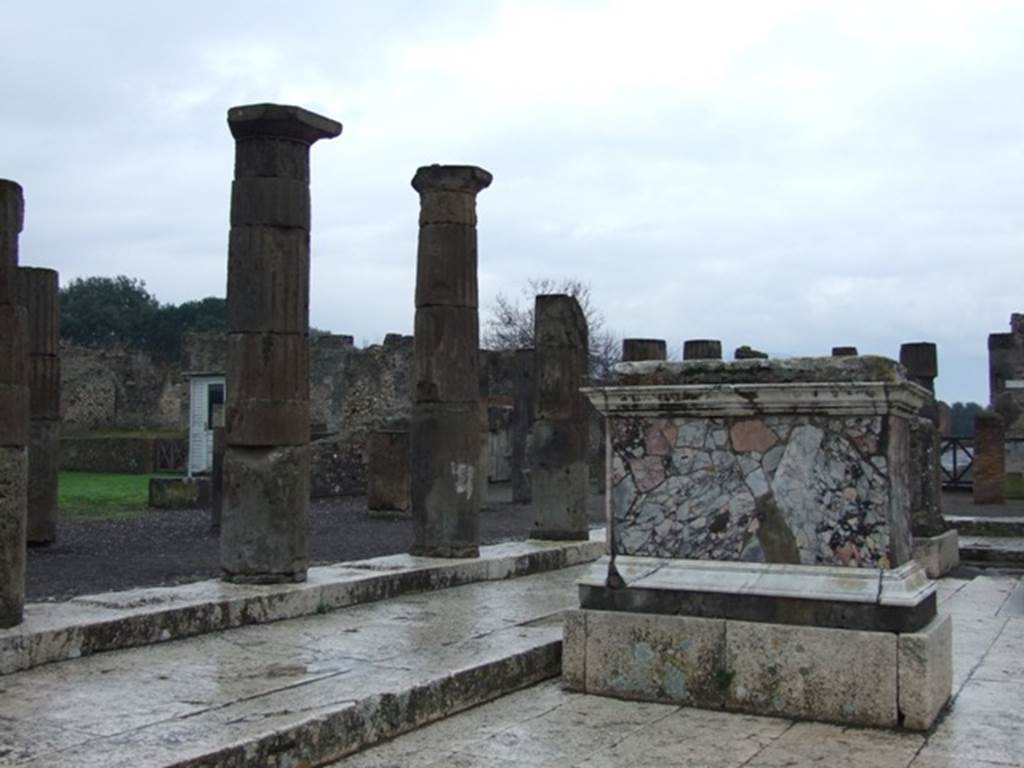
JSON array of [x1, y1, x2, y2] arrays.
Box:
[[0, 564, 595, 767], [0, 531, 605, 675], [331, 574, 1024, 768]]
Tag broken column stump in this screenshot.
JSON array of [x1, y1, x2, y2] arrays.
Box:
[[622, 338, 666, 362], [531, 294, 589, 540], [0, 179, 29, 628], [832, 346, 858, 357], [410, 164, 491, 557], [683, 339, 722, 360], [221, 103, 341, 583], [974, 410, 1006, 505], [17, 267, 60, 545], [367, 427, 411, 518]]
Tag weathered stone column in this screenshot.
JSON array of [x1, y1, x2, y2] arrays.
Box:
[[0, 179, 29, 627], [683, 339, 721, 360], [974, 410, 1005, 505], [622, 338, 666, 362], [221, 104, 341, 583], [832, 346, 858, 357], [17, 267, 59, 545], [511, 348, 534, 504], [367, 427, 410, 518], [210, 426, 224, 533], [410, 164, 491, 557], [532, 294, 589, 539]]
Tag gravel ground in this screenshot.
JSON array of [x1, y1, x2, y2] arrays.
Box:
[[26, 486, 607, 602]]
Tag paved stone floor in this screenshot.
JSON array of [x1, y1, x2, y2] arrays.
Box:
[[334, 572, 1024, 768]]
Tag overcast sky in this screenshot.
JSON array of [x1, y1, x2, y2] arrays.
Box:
[[2, 1, 1022, 404]]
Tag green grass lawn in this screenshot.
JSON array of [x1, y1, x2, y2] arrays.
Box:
[[58, 471, 177, 520]]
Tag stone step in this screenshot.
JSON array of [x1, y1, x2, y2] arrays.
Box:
[[958, 536, 1024, 567], [946, 515, 1024, 538], [0, 564, 583, 767], [0, 531, 605, 676]]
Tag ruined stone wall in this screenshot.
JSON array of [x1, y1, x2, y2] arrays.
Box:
[[60, 342, 185, 434]]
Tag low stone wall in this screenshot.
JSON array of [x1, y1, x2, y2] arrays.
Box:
[[59, 434, 185, 474]]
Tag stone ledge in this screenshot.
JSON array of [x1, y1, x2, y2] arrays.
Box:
[[0, 530, 605, 676], [577, 556, 936, 632], [562, 607, 951, 730]]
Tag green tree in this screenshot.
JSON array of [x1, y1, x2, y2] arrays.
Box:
[[949, 402, 984, 437], [60, 276, 159, 349]]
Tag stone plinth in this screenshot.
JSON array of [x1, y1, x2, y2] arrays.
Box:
[[622, 338, 666, 362], [221, 103, 340, 583], [585, 356, 926, 568], [564, 556, 951, 730], [532, 294, 589, 540], [974, 410, 1005, 505], [410, 164, 491, 557], [367, 429, 410, 518], [683, 339, 721, 360]]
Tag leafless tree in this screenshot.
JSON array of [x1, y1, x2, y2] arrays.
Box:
[[482, 277, 621, 382]]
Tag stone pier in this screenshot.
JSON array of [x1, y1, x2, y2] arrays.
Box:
[[568, 356, 950, 730], [0, 180, 29, 627], [531, 294, 589, 540], [974, 410, 1005, 505], [410, 165, 491, 557], [367, 427, 410, 518], [221, 103, 341, 583], [622, 338, 666, 362], [511, 348, 534, 504], [17, 267, 59, 545], [683, 339, 721, 360], [988, 315, 1024, 496], [901, 342, 958, 577]]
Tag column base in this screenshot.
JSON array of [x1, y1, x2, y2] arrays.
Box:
[[912, 529, 960, 578]]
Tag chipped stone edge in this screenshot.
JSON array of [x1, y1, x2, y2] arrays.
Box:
[[0, 530, 605, 676]]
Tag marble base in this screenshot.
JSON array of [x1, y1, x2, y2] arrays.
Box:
[[912, 530, 960, 579], [563, 608, 952, 731]]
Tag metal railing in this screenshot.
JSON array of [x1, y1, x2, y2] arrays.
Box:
[[940, 436, 973, 489]]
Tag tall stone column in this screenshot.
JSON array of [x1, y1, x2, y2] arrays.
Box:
[[683, 339, 721, 360], [17, 267, 59, 545], [622, 338, 666, 362], [532, 294, 589, 540], [511, 348, 535, 504], [410, 164, 491, 557], [0, 180, 29, 627], [221, 104, 341, 583], [974, 410, 1005, 505]]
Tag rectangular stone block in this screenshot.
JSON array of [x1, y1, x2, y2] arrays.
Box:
[[898, 613, 952, 731], [367, 429, 410, 515], [912, 530, 960, 579], [234, 137, 310, 182], [0, 445, 26, 627], [227, 226, 310, 333], [410, 403, 480, 557], [725, 619, 898, 727], [414, 223, 478, 308], [561, 609, 587, 692], [27, 419, 58, 544], [414, 306, 479, 404], [28, 355, 59, 421], [16, 268, 58, 357], [220, 444, 310, 583], [230, 177, 310, 229], [531, 417, 589, 540], [578, 609, 728, 706]]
